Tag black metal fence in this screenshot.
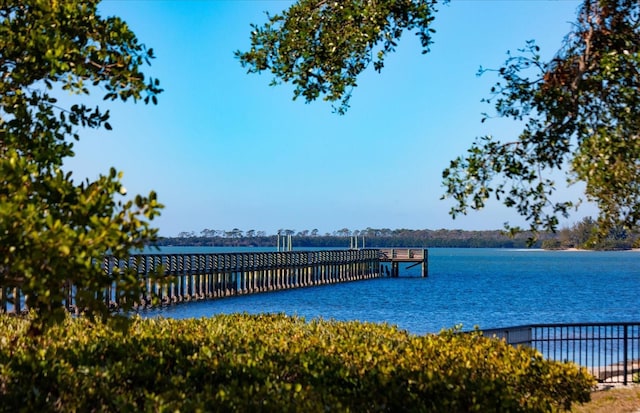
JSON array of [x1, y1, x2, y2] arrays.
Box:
[[481, 323, 640, 385]]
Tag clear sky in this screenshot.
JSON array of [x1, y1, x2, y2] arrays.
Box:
[[64, 0, 596, 237]]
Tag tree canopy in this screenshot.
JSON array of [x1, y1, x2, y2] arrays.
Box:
[[0, 0, 162, 329], [236, 0, 441, 114], [237, 0, 640, 241], [443, 0, 640, 241]]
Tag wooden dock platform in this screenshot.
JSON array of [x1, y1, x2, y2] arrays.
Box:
[[378, 248, 428, 278]]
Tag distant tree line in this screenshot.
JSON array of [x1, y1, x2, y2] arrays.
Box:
[[541, 217, 639, 250], [159, 227, 542, 249], [161, 222, 639, 250]]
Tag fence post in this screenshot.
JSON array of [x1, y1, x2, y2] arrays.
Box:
[[624, 324, 629, 385]]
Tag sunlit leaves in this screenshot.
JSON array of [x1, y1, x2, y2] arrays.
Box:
[[236, 0, 443, 114], [443, 0, 640, 242], [0, 314, 595, 411]]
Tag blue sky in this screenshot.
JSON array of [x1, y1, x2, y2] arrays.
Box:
[[65, 0, 595, 237]]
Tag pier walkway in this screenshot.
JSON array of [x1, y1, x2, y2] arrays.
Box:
[[0, 248, 427, 313]]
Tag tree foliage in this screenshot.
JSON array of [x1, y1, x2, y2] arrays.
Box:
[[238, 0, 640, 241], [0, 0, 162, 329], [443, 0, 640, 241], [236, 0, 442, 114]]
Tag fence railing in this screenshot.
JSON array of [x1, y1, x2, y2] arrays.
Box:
[[481, 323, 640, 385]]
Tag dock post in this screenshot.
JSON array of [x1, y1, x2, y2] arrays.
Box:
[[422, 249, 429, 278]]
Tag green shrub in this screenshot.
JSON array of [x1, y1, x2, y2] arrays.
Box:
[[0, 313, 595, 412]]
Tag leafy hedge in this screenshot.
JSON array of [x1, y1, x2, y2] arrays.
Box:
[[0, 314, 594, 412]]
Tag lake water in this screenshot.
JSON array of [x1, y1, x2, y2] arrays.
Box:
[[141, 247, 640, 335]]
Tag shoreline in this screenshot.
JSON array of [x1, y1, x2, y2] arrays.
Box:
[[547, 247, 640, 252]]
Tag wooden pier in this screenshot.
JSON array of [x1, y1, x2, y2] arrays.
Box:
[[0, 248, 428, 313], [114, 249, 380, 308], [378, 248, 429, 278]]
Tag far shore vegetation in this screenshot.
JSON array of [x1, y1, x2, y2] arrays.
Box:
[[165, 217, 639, 251]]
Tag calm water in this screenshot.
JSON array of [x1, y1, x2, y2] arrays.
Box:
[[141, 247, 640, 335]]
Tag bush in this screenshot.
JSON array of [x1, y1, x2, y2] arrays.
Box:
[[0, 313, 595, 412]]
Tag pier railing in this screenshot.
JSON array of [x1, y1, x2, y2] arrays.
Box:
[[378, 248, 427, 261], [481, 323, 640, 385], [1, 249, 381, 313], [378, 248, 428, 277]]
